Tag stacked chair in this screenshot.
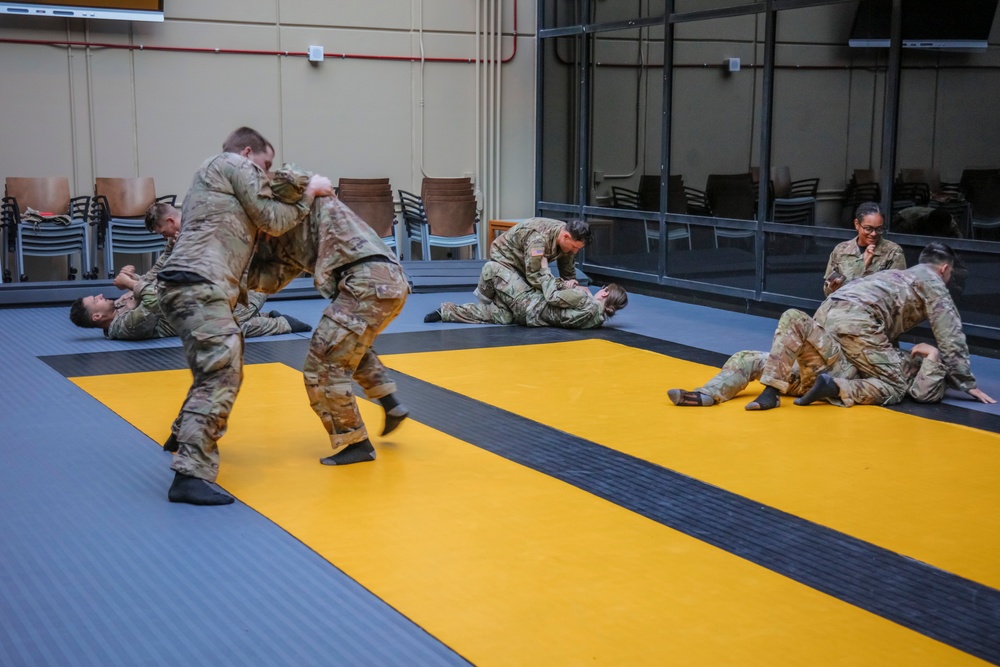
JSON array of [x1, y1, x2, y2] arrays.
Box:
[[93, 177, 175, 278], [336, 177, 398, 255], [1, 176, 94, 282], [398, 176, 480, 260]]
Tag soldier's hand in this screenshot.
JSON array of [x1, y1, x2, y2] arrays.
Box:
[[909, 342, 939, 361], [306, 175, 334, 198], [113, 272, 137, 290], [120, 264, 137, 277], [824, 273, 845, 292], [968, 388, 996, 404], [862, 243, 876, 267], [563, 279, 579, 288]]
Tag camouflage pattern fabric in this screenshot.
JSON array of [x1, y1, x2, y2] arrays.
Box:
[[699, 347, 944, 404], [758, 308, 858, 400], [248, 165, 409, 449], [303, 260, 408, 448], [158, 282, 243, 482], [823, 237, 905, 296], [156, 152, 313, 482], [489, 217, 577, 304], [440, 260, 605, 328]]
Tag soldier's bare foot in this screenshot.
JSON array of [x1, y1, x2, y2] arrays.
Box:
[[667, 389, 714, 406], [320, 439, 376, 466], [794, 373, 840, 405], [745, 386, 781, 411], [167, 472, 234, 505]]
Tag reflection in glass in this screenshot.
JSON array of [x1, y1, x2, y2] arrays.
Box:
[[540, 36, 582, 204]]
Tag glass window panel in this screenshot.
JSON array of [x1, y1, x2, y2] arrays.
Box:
[[583, 211, 662, 275], [665, 220, 757, 291], [669, 14, 759, 221], [893, 45, 1000, 244], [764, 231, 840, 300], [592, 0, 665, 25], [540, 36, 582, 205], [673, 0, 757, 13], [589, 26, 664, 208], [541, 0, 586, 30]]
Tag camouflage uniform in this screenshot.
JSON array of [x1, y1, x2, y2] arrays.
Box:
[[823, 237, 905, 296], [248, 166, 409, 449], [488, 217, 578, 304], [697, 348, 945, 404], [157, 152, 314, 482], [440, 261, 605, 329], [760, 263, 976, 407]]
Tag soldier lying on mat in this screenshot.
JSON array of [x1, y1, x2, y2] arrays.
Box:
[[423, 259, 628, 329], [69, 202, 310, 341], [668, 342, 951, 408]]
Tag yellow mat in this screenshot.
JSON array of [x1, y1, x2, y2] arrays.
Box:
[[71, 352, 986, 666], [387, 339, 1000, 592]]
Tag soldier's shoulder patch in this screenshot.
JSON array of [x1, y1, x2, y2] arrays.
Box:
[[530, 247, 545, 257]]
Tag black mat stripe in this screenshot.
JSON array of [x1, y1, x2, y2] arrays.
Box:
[[40, 328, 1000, 663]]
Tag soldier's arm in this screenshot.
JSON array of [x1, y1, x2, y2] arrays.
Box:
[[887, 245, 907, 270], [907, 346, 947, 403], [107, 293, 161, 341], [134, 238, 175, 298], [923, 283, 977, 391], [822, 250, 845, 296], [522, 232, 562, 301], [229, 159, 315, 236]]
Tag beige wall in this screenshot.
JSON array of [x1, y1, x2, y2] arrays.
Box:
[[0, 0, 537, 276]]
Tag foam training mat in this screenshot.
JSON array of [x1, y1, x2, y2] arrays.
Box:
[[70, 338, 999, 666]]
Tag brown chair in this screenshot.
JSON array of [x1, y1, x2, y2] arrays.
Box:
[[399, 186, 480, 260], [2, 177, 93, 282], [93, 177, 175, 278], [337, 178, 398, 255]]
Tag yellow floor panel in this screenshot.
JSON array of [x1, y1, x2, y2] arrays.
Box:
[[385, 339, 1000, 593], [72, 363, 983, 666]]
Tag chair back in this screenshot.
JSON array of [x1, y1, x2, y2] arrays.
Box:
[[772, 196, 816, 226], [706, 173, 755, 219], [341, 199, 395, 237], [5, 177, 72, 214], [610, 187, 640, 210], [94, 177, 156, 217], [666, 174, 687, 214], [424, 199, 476, 237]]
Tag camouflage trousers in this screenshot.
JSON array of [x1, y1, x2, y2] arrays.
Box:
[[440, 261, 526, 325], [235, 290, 291, 337], [696, 350, 807, 403], [760, 306, 905, 406], [304, 260, 409, 448], [813, 299, 911, 406], [159, 282, 244, 482]]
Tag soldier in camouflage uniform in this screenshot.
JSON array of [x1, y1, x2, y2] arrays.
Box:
[[155, 127, 333, 505], [485, 217, 592, 305], [247, 165, 410, 467], [748, 242, 995, 410], [428, 260, 627, 329], [668, 343, 948, 407], [823, 202, 905, 296]]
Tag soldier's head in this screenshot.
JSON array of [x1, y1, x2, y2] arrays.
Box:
[[69, 294, 116, 331], [144, 202, 182, 240], [595, 283, 628, 319], [853, 202, 884, 248], [223, 126, 275, 172], [558, 219, 593, 254], [918, 242, 956, 284]]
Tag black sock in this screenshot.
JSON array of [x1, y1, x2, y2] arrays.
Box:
[[167, 472, 235, 506], [379, 394, 409, 435], [282, 315, 312, 333], [746, 385, 781, 411], [320, 439, 376, 466], [424, 310, 442, 323], [163, 433, 178, 453], [794, 373, 840, 406], [269, 310, 282, 318], [379, 393, 400, 411]]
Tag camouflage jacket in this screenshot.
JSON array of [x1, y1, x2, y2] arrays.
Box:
[[159, 152, 314, 305], [823, 237, 906, 296], [483, 261, 605, 328], [247, 165, 399, 299], [489, 217, 577, 303], [132, 238, 175, 299], [107, 284, 174, 341], [827, 263, 975, 390]]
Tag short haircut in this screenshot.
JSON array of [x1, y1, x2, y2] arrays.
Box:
[[918, 241, 956, 268], [69, 298, 99, 329], [144, 201, 175, 233], [854, 201, 882, 222], [222, 126, 273, 155], [564, 219, 593, 246], [602, 283, 628, 318]]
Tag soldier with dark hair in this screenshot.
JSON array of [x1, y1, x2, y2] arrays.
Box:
[[156, 127, 333, 506], [823, 202, 906, 296], [425, 260, 627, 329], [487, 217, 592, 306], [247, 164, 410, 468], [748, 242, 994, 410]]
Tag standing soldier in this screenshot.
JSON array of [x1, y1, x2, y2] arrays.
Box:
[[748, 242, 994, 410], [426, 260, 627, 329], [248, 165, 410, 467], [157, 127, 333, 505], [486, 217, 592, 305], [823, 202, 905, 296]]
